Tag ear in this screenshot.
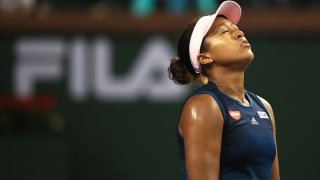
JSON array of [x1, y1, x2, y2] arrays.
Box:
[[197, 54, 213, 65]]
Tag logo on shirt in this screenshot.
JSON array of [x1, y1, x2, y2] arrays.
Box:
[[229, 111, 241, 120], [251, 117, 259, 125], [257, 111, 269, 119]]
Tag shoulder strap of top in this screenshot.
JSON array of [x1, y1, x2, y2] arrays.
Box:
[[246, 90, 271, 118], [191, 84, 229, 124]]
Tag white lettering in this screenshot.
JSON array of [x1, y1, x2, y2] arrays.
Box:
[[14, 37, 64, 97], [13, 36, 187, 102], [68, 37, 88, 101]]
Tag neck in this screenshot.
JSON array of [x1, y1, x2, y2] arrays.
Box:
[[208, 67, 247, 104]]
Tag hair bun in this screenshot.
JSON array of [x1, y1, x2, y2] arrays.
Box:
[[168, 57, 193, 85]]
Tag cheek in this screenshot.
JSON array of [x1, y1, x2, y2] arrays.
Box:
[[207, 39, 225, 56], [208, 40, 234, 59], [209, 40, 254, 61]]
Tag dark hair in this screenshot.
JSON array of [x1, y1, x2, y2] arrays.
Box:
[[168, 19, 211, 85]]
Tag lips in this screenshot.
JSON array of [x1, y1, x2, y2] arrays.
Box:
[[241, 40, 251, 47]]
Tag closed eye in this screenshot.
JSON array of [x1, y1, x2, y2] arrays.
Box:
[[221, 30, 228, 34]]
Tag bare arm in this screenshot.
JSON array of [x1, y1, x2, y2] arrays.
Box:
[[259, 97, 280, 180], [179, 94, 224, 180]]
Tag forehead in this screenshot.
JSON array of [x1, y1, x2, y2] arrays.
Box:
[[213, 16, 231, 27], [206, 16, 233, 34]]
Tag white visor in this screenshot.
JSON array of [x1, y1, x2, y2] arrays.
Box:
[[189, 1, 242, 73]]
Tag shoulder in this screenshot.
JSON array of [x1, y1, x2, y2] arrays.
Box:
[[179, 94, 224, 137], [257, 96, 273, 115], [256, 95, 270, 107], [247, 90, 272, 111], [257, 95, 276, 128], [184, 93, 221, 113]]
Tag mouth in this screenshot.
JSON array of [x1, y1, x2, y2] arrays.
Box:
[[241, 40, 251, 47]]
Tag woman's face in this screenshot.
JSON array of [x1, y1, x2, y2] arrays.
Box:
[[201, 16, 254, 67]]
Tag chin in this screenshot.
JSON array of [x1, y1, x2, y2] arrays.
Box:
[[237, 52, 254, 70], [243, 50, 254, 62], [248, 52, 254, 61]]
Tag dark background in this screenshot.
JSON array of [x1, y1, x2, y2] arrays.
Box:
[[1, 0, 320, 180]]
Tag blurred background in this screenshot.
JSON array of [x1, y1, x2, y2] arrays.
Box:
[[0, 0, 320, 180]]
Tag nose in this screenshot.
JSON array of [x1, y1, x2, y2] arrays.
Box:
[[234, 29, 244, 39]]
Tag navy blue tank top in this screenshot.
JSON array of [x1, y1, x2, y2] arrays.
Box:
[[177, 81, 276, 180]]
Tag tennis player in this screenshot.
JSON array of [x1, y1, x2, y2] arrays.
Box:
[[168, 1, 280, 179]]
